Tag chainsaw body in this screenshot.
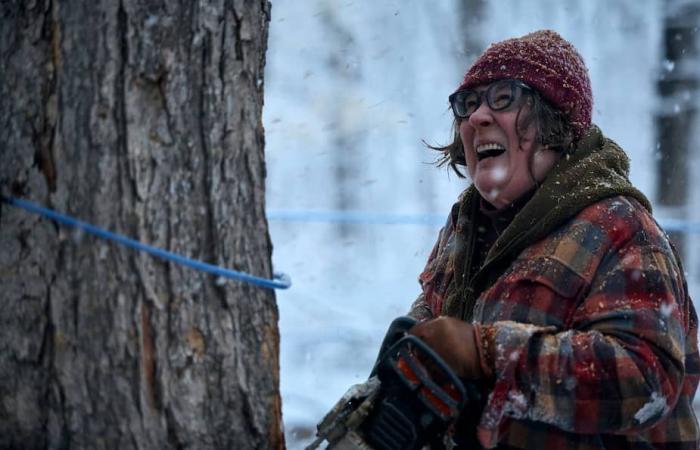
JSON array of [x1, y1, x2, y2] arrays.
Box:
[[306, 317, 478, 450]]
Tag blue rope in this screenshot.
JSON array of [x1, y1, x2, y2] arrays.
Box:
[[7, 194, 698, 291], [267, 209, 445, 226], [2, 196, 291, 290], [656, 218, 700, 235], [267, 209, 700, 234]]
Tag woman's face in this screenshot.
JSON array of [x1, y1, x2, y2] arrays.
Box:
[[459, 85, 560, 209]]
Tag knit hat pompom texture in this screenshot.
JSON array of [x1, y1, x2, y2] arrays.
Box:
[[459, 30, 592, 140]]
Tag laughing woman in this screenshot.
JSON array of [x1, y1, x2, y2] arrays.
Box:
[[408, 30, 700, 449]]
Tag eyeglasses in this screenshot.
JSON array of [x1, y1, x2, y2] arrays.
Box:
[[448, 79, 533, 119]]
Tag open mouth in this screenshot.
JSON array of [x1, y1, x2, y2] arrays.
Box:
[[476, 143, 506, 161]]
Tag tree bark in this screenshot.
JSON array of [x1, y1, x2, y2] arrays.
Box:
[[0, 1, 283, 449]]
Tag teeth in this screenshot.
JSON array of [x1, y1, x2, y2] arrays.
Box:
[[475, 143, 507, 161], [476, 143, 506, 153]]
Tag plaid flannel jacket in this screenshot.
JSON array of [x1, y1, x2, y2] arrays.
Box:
[[410, 195, 699, 449]]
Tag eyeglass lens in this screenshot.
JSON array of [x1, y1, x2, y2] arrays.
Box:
[[450, 80, 522, 119]]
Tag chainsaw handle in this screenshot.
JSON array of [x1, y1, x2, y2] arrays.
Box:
[[369, 316, 418, 377], [378, 335, 468, 419]]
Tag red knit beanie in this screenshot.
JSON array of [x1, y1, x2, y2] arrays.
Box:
[[458, 30, 593, 140]]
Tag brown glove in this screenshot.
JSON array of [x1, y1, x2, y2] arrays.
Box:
[[409, 316, 490, 380]]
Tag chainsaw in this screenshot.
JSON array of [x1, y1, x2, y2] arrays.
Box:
[[305, 316, 484, 450]]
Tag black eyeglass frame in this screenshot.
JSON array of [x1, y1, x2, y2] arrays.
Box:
[[448, 79, 533, 120]]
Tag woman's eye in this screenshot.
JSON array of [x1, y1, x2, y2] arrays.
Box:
[[493, 94, 512, 107]]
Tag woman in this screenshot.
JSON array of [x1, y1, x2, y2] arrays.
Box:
[[408, 30, 699, 449]]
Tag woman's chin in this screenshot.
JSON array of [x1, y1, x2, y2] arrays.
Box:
[[476, 182, 536, 210], [475, 184, 508, 209]]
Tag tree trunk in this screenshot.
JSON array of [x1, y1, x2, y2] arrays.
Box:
[[456, 0, 485, 65], [655, 0, 700, 255], [318, 4, 363, 238], [0, 1, 283, 449]]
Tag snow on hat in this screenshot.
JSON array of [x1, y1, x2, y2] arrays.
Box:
[[458, 30, 593, 140]]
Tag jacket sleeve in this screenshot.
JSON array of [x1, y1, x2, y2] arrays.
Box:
[[476, 206, 692, 444], [407, 204, 460, 321], [407, 234, 441, 322], [407, 292, 434, 322]]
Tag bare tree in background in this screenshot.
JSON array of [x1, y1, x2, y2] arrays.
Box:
[[655, 0, 700, 255], [0, 1, 283, 449], [456, 0, 485, 68], [320, 5, 363, 238]]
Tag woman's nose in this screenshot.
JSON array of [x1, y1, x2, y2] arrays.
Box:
[[468, 101, 494, 128]]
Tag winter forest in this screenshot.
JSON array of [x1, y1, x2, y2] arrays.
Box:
[[1, 0, 699, 449], [264, 0, 700, 447]]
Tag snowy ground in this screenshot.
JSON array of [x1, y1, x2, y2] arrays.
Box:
[[263, 1, 700, 448]]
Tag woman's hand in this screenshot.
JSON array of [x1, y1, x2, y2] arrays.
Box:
[[409, 316, 484, 380]]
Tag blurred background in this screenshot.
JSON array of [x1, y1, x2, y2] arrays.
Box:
[[262, 0, 700, 447]]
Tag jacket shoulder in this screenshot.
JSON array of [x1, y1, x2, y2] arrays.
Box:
[[575, 196, 669, 251], [521, 196, 664, 284]]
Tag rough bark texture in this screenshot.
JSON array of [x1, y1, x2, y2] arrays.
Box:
[[0, 1, 284, 449]]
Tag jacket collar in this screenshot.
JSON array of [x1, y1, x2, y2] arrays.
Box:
[[442, 125, 651, 320]]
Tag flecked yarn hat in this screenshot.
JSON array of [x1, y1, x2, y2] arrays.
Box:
[[458, 30, 592, 140]]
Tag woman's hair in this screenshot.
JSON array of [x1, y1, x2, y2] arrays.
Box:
[[432, 90, 576, 178]]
